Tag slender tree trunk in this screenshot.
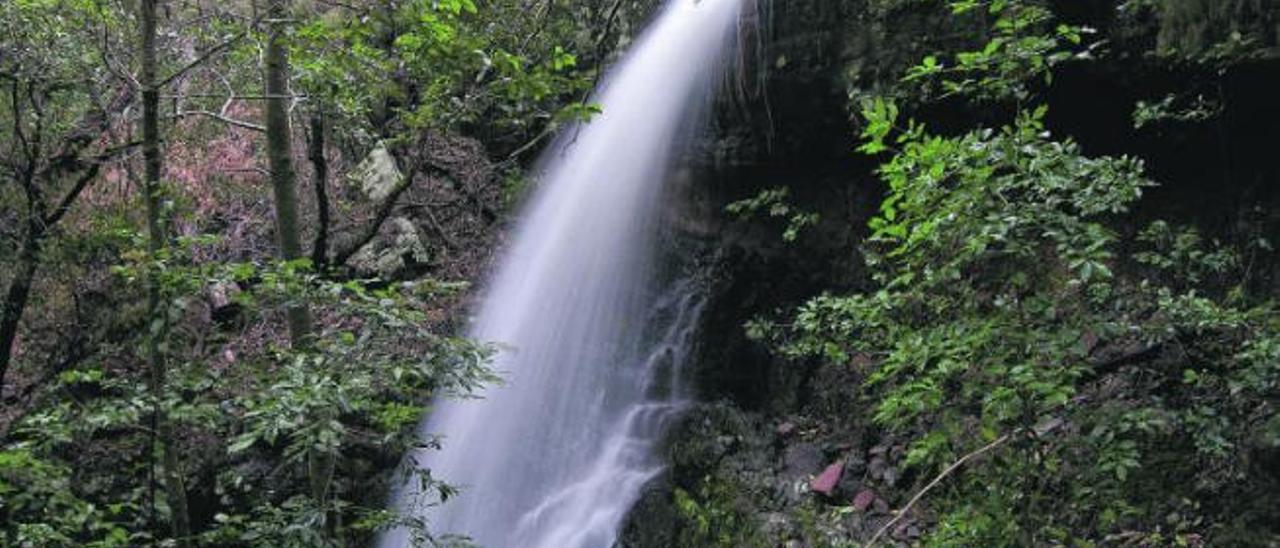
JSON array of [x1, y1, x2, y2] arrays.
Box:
[[140, 0, 192, 543], [0, 230, 40, 394], [308, 113, 330, 270], [265, 0, 314, 346], [264, 0, 334, 517], [0, 86, 42, 395]]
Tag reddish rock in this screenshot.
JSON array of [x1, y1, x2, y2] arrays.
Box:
[[810, 461, 844, 496], [852, 489, 876, 512], [776, 421, 797, 438]]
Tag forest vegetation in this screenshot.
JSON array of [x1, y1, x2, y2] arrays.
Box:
[[2, 0, 1278, 547]]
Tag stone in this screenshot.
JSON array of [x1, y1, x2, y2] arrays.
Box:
[[882, 466, 899, 487], [207, 280, 239, 310], [894, 521, 912, 539], [845, 453, 868, 475], [207, 281, 243, 324], [868, 455, 888, 480], [350, 141, 404, 203], [346, 217, 431, 277], [810, 461, 844, 496], [782, 443, 824, 480], [852, 489, 876, 512], [616, 477, 678, 548], [836, 455, 866, 494], [776, 421, 797, 438]]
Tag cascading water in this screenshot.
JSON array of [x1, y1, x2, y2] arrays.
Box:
[[381, 0, 743, 546]]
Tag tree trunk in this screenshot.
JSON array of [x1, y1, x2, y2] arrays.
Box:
[[308, 113, 330, 270], [140, 0, 192, 543], [265, 0, 314, 347], [0, 230, 40, 394], [264, 0, 334, 517]]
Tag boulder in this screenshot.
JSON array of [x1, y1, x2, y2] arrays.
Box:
[[350, 142, 404, 202], [346, 217, 431, 278]]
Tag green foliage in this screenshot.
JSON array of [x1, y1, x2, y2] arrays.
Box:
[[0, 0, 118, 82], [5, 250, 495, 546], [901, 0, 1093, 102], [0, 0, 128, 189], [1132, 93, 1222, 129], [761, 95, 1280, 539], [673, 475, 764, 548], [1, 0, 619, 544], [280, 0, 594, 147], [756, 2, 1280, 533], [1, 0, 617, 545], [857, 100, 1147, 290], [753, 86, 1280, 542], [725, 187, 820, 242], [0, 448, 137, 547]]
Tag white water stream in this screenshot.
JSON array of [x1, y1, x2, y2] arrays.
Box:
[[381, 0, 743, 545]]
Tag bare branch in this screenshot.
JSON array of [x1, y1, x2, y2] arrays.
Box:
[[157, 30, 251, 88], [99, 21, 140, 91], [44, 141, 140, 227], [314, 0, 367, 13], [866, 417, 1066, 548], [216, 72, 236, 116], [170, 110, 265, 132], [867, 434, 1013, 547], [220, 167, 271, 177], [505, 125, 557, 163], [42, 163, 101, 228], [161, 93, 304, 100]]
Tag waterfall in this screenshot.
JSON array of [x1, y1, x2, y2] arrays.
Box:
[[380, 0, 743, 546]]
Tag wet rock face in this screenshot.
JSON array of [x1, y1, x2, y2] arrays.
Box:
[[616, 3, 888, 544], [709, 0, 862, 168], [675, 0, 884, 410], [617, 476, 679, 548]]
